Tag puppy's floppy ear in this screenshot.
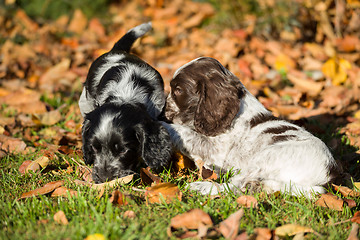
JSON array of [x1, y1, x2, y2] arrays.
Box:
[[135, 119, 172, 169], [194, 65, 245, 136]]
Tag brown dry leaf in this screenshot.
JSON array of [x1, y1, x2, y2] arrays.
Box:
[[75, 165, 93, 182], [351, 211, 360, 224], [347, 223, 360, 240], [201, 167, 218, 180], [123, 210, 136, 219], [236, 195, 259, 208], [91, 174, 134, 191], [287, 73, 324, 96], [53, 210, 68, 225], [68, 9, 87, 34], [169, 208, 213, 230], [32, 110, 62, 126], [275, 224, 314, 237], [251, 228, 273, 240], [140, 167, 162, 186], [0, 135, 26, 154], [25, 161, 40, 174], [109, 190, 129, 206], [218, 209, 244, 239], [315, 193, 344, 211], [51, 186, 77, 197], [19, 180, 64, 199], [145, 182, 182, 204], [38, 58, 71, 92], [19, 160, 33, 174], [336, 35, 359, 52], [332, 184, 360, 197], [33, 156, 50, 169]]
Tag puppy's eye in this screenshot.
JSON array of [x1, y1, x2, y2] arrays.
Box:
[[173, 87, 183, 96], [113, 143, 125, 154], [92, 141, 102, 152]]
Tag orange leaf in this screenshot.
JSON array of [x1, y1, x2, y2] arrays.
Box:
[[19, 160, 33, 174], [20, 180, 64, 199], [218, 209, 244, 239], [51, 186, 77, 197], [53, 210, 68, 225], [140, 167, 162, 186], [351, 211, 360, 224], [170, 209, 213, 230], [123, 210, 136, 219], [172, 151, 196, 172], [145, 182, 182, 204], [236, 195, 259, 208], [315, 193, 344, 211], [109, 190, 129, 206], [332, 184, 360, 197]]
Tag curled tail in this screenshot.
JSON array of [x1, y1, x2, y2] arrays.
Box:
[[111, 22, 152, 53]]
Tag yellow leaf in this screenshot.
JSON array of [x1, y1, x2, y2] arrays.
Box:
[[85, 233, 106, 240], [275, 224, 314, 237], [322, 57, 351, 85], [322, 58, 336, 79], [274, 54, 295, 72]]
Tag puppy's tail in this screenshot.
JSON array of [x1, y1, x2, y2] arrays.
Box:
[[111, 22, 152, 53]]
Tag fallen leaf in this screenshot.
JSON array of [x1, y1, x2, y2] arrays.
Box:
[[145, 182, 182, 204], [336, 35, 359, 52], [19, 160, 33, 174], [51, 186, 77, 197], [172, 151, 196, 172], [322, 57, 352, 85], [91, 174, 134, 191], [25, 161, 40, 174], [84, 233, 106, 240], [344, 199, 357, 209], [275, 224, 314, 237], [315, 193, 344, 211], [109, 190, 129, 206], [123, 210, 136, 219], [274, 54, 296, 72], [140, 167, 162, 186], [218, 209, 244, 239], [32, 110, 62, 126], [351, 212, 360, 224], [19, 180, 64, 199], [53, 210, 68, 225], [68, 9, 87, 34], [287, 73, 324, 96], [251, 228, 273, 240], [75, 165, 93, 182], [236, 195, 258, 208], [347, 223, 359, 240], [332, 184, 360, 197], [33, 156, 50, 169], [170, 209, 213, 230], [0, 135, 26, 154]]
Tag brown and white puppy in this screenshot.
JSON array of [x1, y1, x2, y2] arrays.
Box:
[[162, 57, 338, 198]]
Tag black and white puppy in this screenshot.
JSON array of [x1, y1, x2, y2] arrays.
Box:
[[79, 23, 172, 183], [163, 57, 338, 198]]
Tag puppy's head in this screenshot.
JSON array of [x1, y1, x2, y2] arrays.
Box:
[[82, 103, 172, 183], [165, 57, 246, 136]]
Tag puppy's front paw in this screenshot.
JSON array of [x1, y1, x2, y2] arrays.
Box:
[[187, 181, 224, 195]]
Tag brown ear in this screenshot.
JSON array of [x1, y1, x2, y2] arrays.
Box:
[[194, 70, 245, 136]]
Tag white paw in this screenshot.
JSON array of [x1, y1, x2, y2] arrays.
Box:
[[187, 181, 225, 195]]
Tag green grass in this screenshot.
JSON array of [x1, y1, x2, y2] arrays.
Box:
[[1, 151, 359, 240]]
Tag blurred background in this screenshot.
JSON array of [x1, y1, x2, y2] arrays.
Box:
[[0, 0, 359, 177]]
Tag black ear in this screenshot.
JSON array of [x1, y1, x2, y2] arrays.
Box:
[[82, 118, 95, 165], [135, 119, 172, 170], [194, 67, 245, 136]]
